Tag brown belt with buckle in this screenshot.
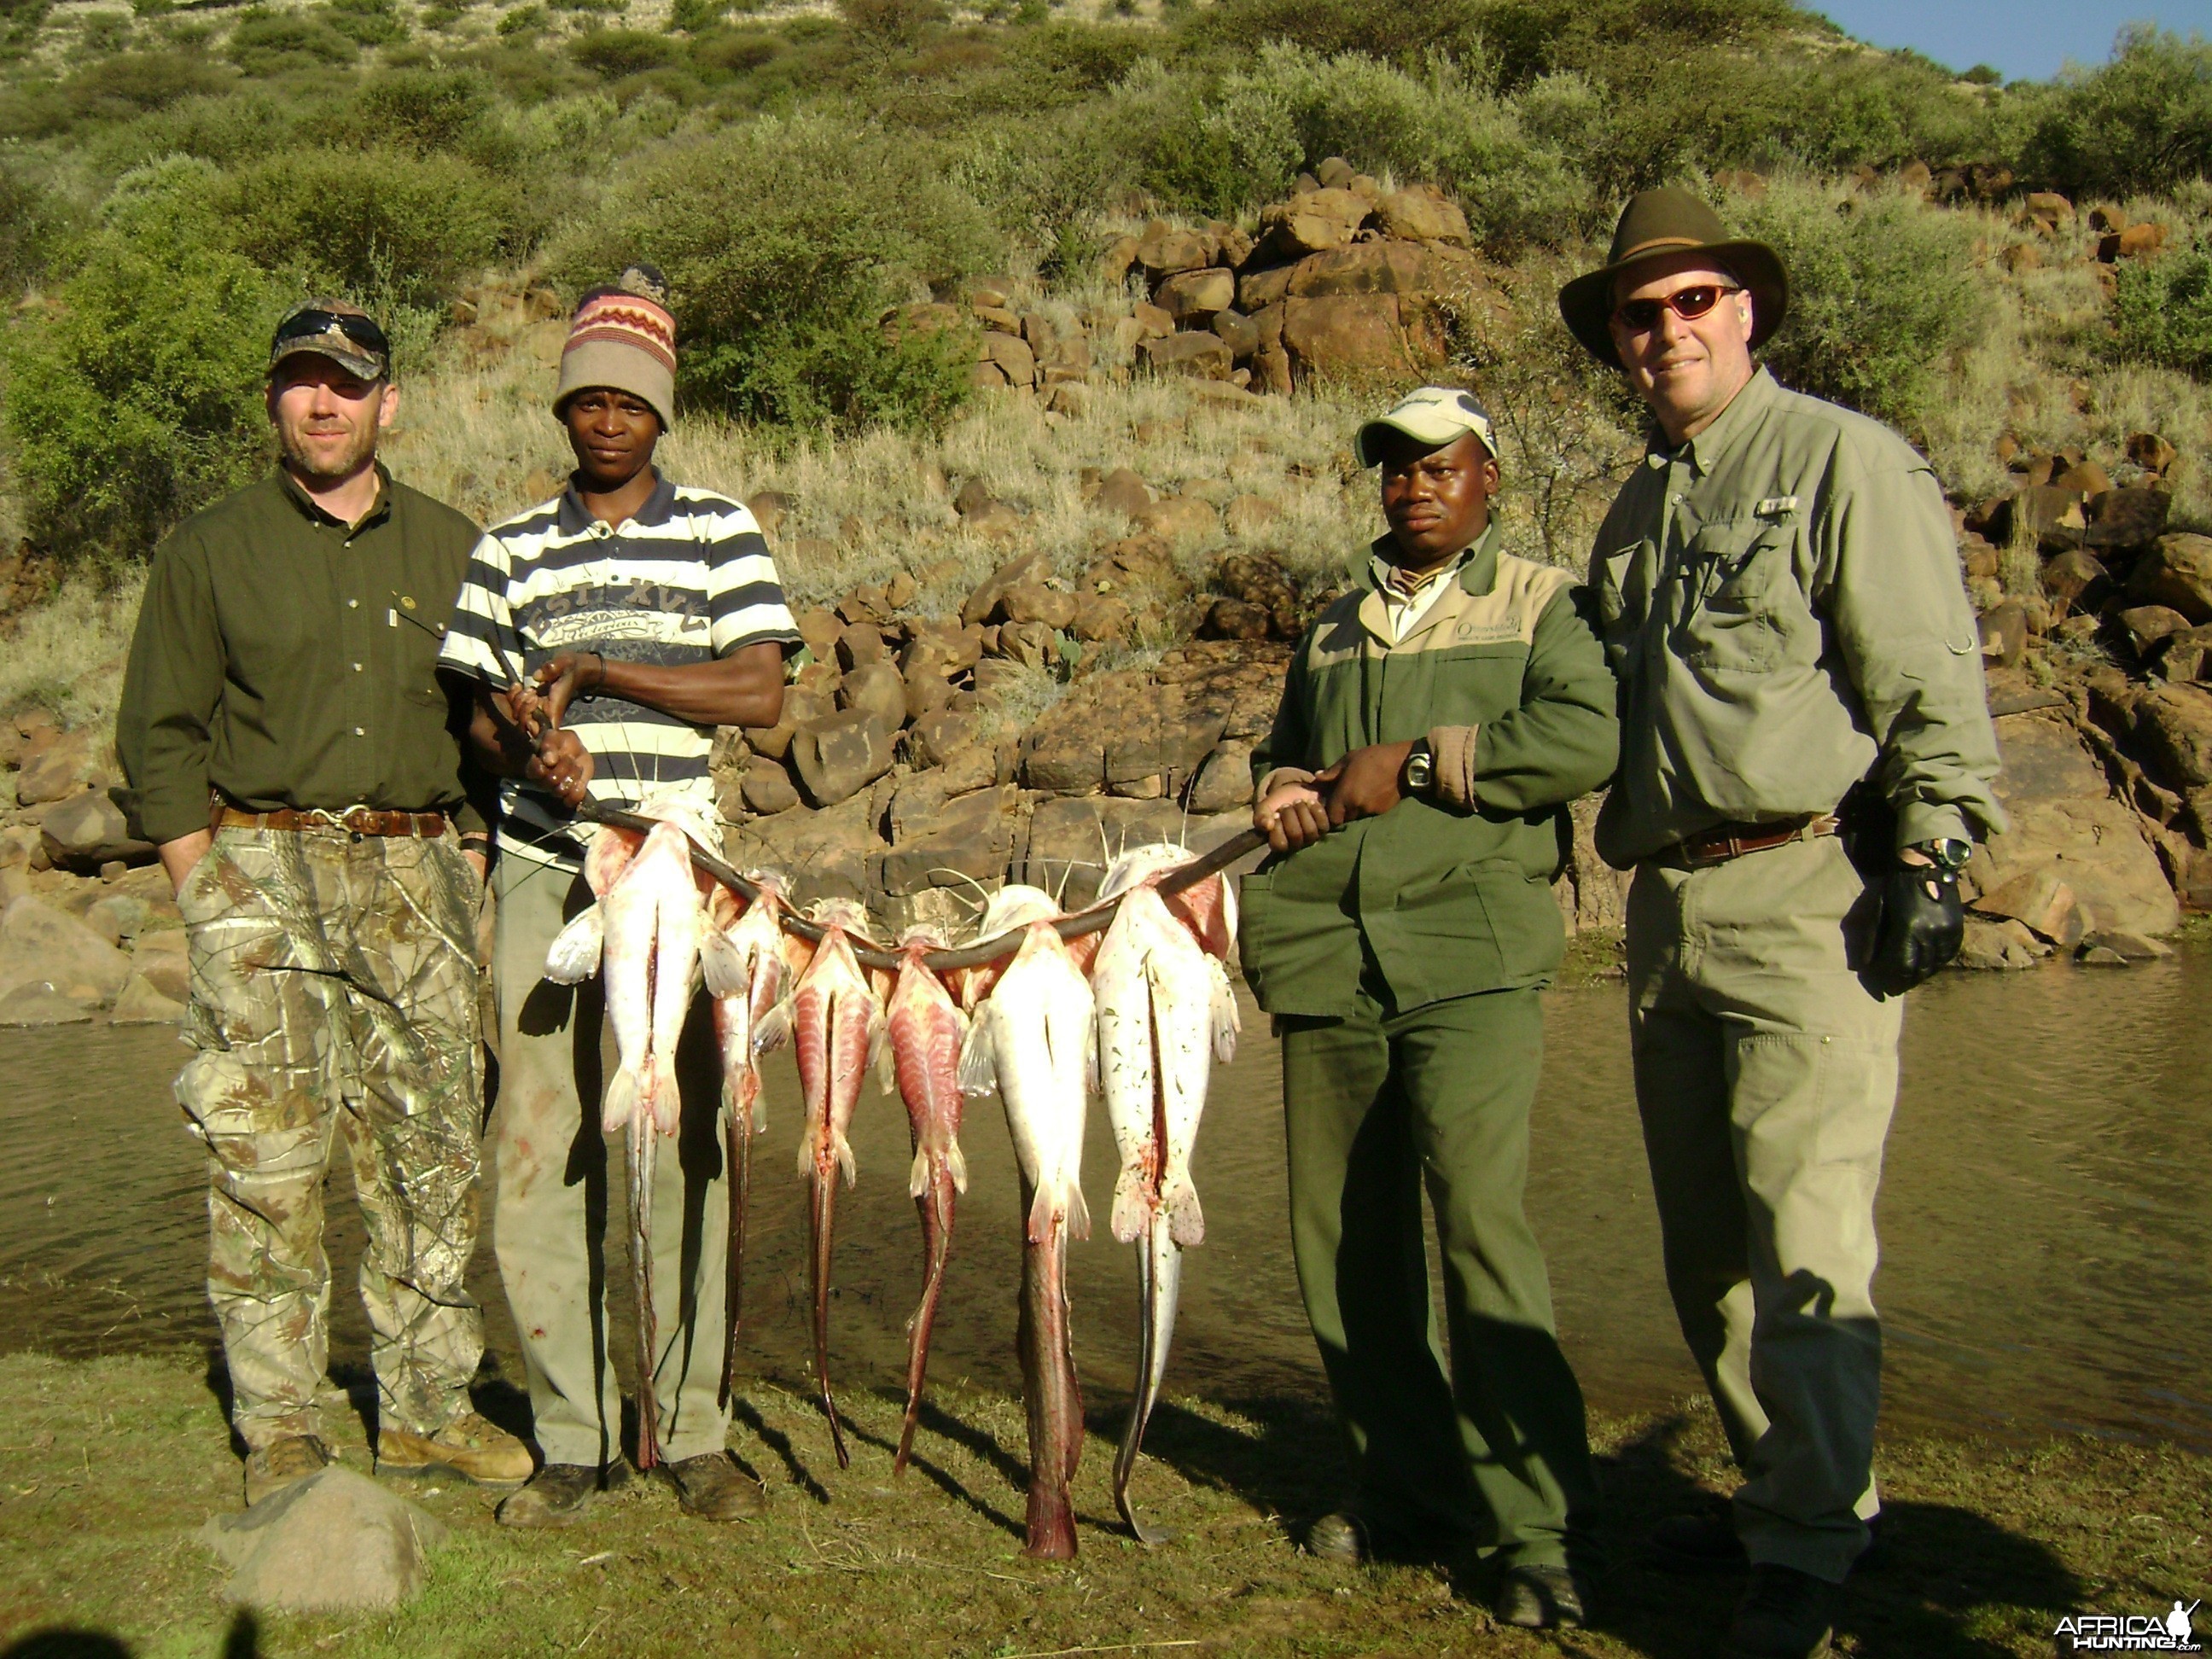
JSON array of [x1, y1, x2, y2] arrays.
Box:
[[215, 805, 449, 837], [1664, 813, 1839, 869]]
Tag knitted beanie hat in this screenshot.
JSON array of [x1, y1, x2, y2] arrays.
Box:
[[553, 264, 676, 428]]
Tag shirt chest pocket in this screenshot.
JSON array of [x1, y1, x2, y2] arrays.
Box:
[[1679, 517, 1802, 673]]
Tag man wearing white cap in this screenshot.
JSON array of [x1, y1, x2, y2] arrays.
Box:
[[1242, 387, 1619, 1627]]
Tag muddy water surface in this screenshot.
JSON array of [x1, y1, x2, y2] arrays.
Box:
[[3, 943, 2205, 1451]]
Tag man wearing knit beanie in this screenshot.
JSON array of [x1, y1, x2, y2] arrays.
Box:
[[440, 266, 804, 1528]]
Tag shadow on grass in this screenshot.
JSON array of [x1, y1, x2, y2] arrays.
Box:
[[0, 1610, 263, 1659], [729, 1394, 831, 1505], [852, 1384, 1027, 1541]]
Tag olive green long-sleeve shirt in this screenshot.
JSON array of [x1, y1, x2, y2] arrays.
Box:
[[1587, 368, 2005, 869], [117, 468, 484, 845]]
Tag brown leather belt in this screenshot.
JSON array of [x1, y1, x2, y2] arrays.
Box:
[[1663, 813, 1839, 869], [216, 806, 449, 837]]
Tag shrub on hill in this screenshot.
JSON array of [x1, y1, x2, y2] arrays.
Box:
[[225, 8, 358, 75], [61, 50, 231, 122], [2024, 27, 2212, 200], [2112, 242, 2212, 381], [1724, 173, 1984, 432], [216, 147, 530, 307], [0, 158, 73, 294], [556, 114, 998, 431], [1, 159, 283, 559]]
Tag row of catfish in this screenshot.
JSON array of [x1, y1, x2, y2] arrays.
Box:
[[544, 792, 1240, 1559]]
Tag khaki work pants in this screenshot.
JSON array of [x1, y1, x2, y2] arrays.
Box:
[[1279, 983, 1597, 1570], [489, 852, 731, 1470], [175, 825, 486, 1452], [1627, 834, 1899, 1583]]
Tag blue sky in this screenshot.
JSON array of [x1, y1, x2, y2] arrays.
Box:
[[1813, 2, 2204, 83]]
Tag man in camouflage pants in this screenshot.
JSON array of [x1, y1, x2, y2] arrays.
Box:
[[117, 300, 532, 1504]]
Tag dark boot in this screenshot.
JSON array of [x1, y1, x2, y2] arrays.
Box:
[[496, 1462, 630, 1529], [1650, 1505, 1749, 1572], [242, 1435, 330, 1506], [1493, 1563, 1588, 1629], [1726, 1563, 1842, 1659], [660, 1452, 766, 1522]]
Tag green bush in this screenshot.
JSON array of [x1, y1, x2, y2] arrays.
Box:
[[1725, 173, 1985, 429], [556, 114, 1000, 430], [62, 49, 230, 119], [568, 27, 678, 78], [0, 160, 73, 294], [2023, 27, 2212, 199], [1, 159, 286, 559], [2112, 242, 2212, 380], [496, 5, 544, 35], [320, 0, 409, 48], [353, 65, 494, 154], [667, 0, 728, 32], [217, 146, 527, 305], [226, 8, 358, 73]]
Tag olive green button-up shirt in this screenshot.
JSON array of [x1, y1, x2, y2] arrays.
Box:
[[117, 468, 484, 845], [1587, 368, 2005, 869]]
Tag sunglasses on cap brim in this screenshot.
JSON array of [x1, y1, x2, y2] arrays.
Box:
[[273, 308, 391, 358], [1611, 284, 1743, 334]]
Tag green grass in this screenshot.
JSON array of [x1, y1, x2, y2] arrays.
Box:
[[0, 1350, 2202, 1657]]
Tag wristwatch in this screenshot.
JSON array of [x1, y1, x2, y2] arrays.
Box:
[[1402, 738, 1435, 796], [1913, 838, 1972, 873]]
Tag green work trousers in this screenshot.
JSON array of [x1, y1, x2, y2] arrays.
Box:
[[1627, 834, 1900, 1584], [1279, 983, 1596, 1569], [489, 851, 731, 1470], [175, 824, 486, 1452]]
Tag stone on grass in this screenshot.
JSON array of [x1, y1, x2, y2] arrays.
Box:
[[2128, 533, 2212, 624], [200, 1465, 448, 1613], [1138, 332, 1234, 381], [1093, 469, 1154, 519]]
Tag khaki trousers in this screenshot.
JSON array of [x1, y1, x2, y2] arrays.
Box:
[[1280, 984, 1596, 1569], [175, 825, 486, 1451], [490, 852, 731, 1469], [1626, 834, 1898, 1583]]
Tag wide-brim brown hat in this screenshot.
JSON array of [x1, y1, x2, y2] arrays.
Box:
[[1558, 187, 1787, 368]]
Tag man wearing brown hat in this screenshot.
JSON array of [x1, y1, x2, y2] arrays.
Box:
[[1558, 192, 2004, 1656], [439, 268, 800, 1528], [118, 300, 532, 1505]]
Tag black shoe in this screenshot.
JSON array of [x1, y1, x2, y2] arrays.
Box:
[[659, 1452, 766, 1522], [1304, 1511, 1371, 1563], [1725, 1564, 1842, 1659], [1493, 1563, 1587, 1629], [1650, 1506, 1749, 1573], [496, 1461, 631, 1529]]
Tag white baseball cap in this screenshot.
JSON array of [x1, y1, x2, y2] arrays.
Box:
[[1354, 386, 1497, 467]]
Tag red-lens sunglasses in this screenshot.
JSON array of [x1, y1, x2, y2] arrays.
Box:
[[1612, 284, 1743, 333]]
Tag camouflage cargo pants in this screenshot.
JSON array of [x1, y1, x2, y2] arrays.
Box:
[[175, 824, 486, 1452]]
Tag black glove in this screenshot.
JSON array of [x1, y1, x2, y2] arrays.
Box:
[[1866, 861, 1964, 995]]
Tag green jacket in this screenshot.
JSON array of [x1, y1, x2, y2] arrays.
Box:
[[1589, 368, 2005, 867], [1239, 523, 1620, 1017], [117, 468, 484, 845]]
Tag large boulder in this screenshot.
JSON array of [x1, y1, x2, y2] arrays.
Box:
[[872, 783, 1021, 897], [1375, 184, 1471, 246], [14, 730, 108, 806], [2127, 533, 2212, 623], [1963, 709, 2180, 938], [1135, 224, 1211, 278], [837, 661, 909, 731], [130, 931, 191, 1000], [2131, 683, 2212, 790], [725, 788, 886, 910], [110, 973, 187, 1024], [789, 710, 897, 808], [1020, 670, 1230, 799], [0, 982, 95, 1025], [1284, 241, 1469, 298], [961, 552, 1051, 629], [1017, 798, 1251, 910], [1282, 294, 1445, 379], [201, 1466, 448, 1612], [1138, 331, 1235, 381], [1155, 266, 1236, 322], [38, 792, 154, 871], [0, 895, 133, 1007], [1256, 189, 1373, 258]]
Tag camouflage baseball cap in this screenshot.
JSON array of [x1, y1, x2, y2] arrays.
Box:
[[1354, 386, 1497, 467], [268, 298, 390, 381]]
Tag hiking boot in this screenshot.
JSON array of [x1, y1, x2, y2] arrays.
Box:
[[1725, 1563, 1842, 1659], [377, 1410, 534, 1487], [659, 1452, 766, 1522], [496, 1462, 631, 1529], [242, 1435, 330, 1506], [1650, 1505, 1749, 1572], [1304, 1511, 1371, 1563], [1493, 1563, 1588, 1630]]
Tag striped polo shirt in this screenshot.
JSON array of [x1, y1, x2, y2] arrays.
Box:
[[439, 472, 799, 864]]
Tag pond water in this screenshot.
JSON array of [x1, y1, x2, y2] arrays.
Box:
[[3, 942, 2205, 1452]]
